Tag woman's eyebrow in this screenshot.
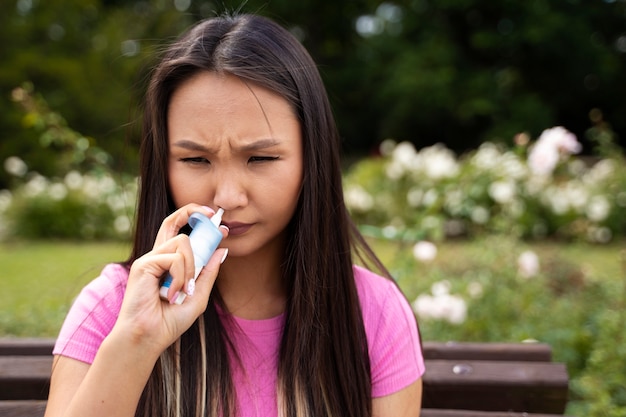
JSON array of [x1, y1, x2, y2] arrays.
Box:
[[171, 138, 281, 153], [236, 138, 281, 152], [171, 140, 212, 152]]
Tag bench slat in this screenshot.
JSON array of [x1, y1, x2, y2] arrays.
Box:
[[423, 360, 569, 413], [0, 339, 569, 414], [0, 357, 51, 400], [422, 341, 552, 362], [421, 410, 570, 417], [0, 401, 571, 417], [0, 338, 554, 361], [0, 356, 570, 413], [0, 400, 46, 417], [0, 339, 55, 357]]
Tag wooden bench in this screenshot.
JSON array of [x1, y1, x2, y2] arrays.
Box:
[[0, 338, 570, 416]]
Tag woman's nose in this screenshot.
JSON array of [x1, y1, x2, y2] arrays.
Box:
[[212, 171, 248, 211]]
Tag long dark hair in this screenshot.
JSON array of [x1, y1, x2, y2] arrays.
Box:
[[128, 14, 390, 417]]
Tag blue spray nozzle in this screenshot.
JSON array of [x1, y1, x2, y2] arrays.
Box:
[[159, 208, 225, 303]]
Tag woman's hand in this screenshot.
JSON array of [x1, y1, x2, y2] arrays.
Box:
[[112, 204, 229, 357]]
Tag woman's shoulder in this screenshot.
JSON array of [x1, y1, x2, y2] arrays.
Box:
[[352, 264, 414, 334], [352, 265, 425, 396], [352, 265, 401, 307], [52, 263, 129, 363], [80, 263, 129, 304]]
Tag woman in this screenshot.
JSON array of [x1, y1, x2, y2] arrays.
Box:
[[45, 13, 424, 417]]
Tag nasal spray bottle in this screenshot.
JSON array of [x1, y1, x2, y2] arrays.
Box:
[[159, 208, 224, 304]]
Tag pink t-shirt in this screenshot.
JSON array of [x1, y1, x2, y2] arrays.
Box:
[[54, 263, 424, 414]]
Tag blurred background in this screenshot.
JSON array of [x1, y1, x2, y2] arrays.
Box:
[[1, 0, 625, 188], [1, 2, 626, 415]]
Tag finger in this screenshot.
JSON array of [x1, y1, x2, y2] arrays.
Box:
[[153, 233, 196, 284], [136, 234, 196, 302], [186, 248, 229, 310], [129, 251, 186, 290], [153, 204, 215, 248]]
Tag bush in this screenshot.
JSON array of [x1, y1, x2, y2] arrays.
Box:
[[384, 235, 626, 416], [2, 170, 136, 240], [344, 127, 626, 243], [0, 84, 136, 241]]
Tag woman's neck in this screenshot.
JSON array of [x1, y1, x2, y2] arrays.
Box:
[[216, 249, 287, 320]]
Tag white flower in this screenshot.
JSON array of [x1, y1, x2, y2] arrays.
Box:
[[542, 186, 570, 215], [517, 250, 540, 278], [379, 139, 397, 156], [442, 294, 468, 325], [412, 294, 437, 320], [420, 144, 459, 179], [499, 152, 528, 179], [114, 215, 131, 234], [471, 142, 502, 170], [382, 225, 397, 239], [345, 184, 374, 212], [586, 195, 611, 222], [489, 180, 516, 204], [4, 156, 28, 177], [564, 182, 589, 212], [48, 182, 68, 201], [470, 206, 490, 224], [421, 189, 439, 207], [444, 189, 463, 213], [467, 281, 483, 298], [406, 187, 423, 207], [24, 173, 49, 197], [413, 241, 437, 263], [0, 189, 12, 212], [431, 280, 451, 297], [106, 194, 128, 212], [411, 292, 467, 325], [385, 161, 404, 180], [64, 170, 84, 190], [391, 141, 417, 169]]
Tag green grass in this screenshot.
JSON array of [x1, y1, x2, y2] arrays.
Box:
[[2, 238, 625, 414], [2, 237, 623, 337], [1, 240, 130, 337]]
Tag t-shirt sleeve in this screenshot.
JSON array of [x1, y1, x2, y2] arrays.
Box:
[[52, 263, 127, 364], [354, 266, 425, 398]]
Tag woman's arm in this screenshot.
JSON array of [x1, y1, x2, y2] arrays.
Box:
[[44, 331, 161, 417], [44, 205, 228, 417], [372, 378, 422, 417]]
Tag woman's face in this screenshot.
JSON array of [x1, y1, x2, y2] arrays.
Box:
[[167, 72, 303, 259]]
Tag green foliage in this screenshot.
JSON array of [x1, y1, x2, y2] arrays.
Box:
[[344, 128, 626, 243], [2, 168, 136, 241], [1, 85, 136, 241], [1, 0, 626, 188], [380, 235, 626, 416]]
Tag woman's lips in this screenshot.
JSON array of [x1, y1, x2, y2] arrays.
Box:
[[223, 222, 253, 236]]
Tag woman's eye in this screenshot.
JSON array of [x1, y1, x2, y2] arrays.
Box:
[[180, 157, 209, 164], [248, 156, 279, 163]]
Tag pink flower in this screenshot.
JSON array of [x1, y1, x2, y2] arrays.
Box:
[[528, 127, 581, 176]]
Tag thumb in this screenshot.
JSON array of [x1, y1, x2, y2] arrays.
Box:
[[186, 248, 229, 308]]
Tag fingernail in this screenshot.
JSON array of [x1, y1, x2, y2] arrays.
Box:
[[170, 291, 180, 304], [186, 278, 196, 296], [219, 224, 229, 232], [220, 248, 229, 264], [201, 206, 215, 215]]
